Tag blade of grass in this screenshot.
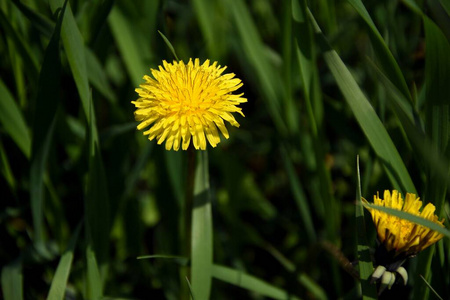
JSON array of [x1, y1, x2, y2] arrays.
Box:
[[280, 145, 316, 242], [108, 7, 149, 87], [347, 0, 412, 102], [85, 93, 110, 267], [30, 0, 66, 245], [0, 8, 39, 81], [11, 0, 54, 38], [1, 259, 23, 300], [85, 48, 116, 104], [361, 203, 450, 239], [308, 9, 416, 194], [49, 0, 90, 123], [86, 245, 102, 299], [47, 222, 82, 300], [191, 150, 213, 300], [413, 16, 450, 300], [212, 264, 301, 300], [419, 274, 444, 300], [0, 79, 31, 158], [158, 31, 179, 61], [355, 156, 377, 299], [229, 0, 287, 136]]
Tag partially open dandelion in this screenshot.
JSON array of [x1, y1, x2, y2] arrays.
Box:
[[363, 190, 445, 292], [132, 59, 247, 151]]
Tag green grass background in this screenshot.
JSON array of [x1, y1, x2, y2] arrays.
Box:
[[0, 0, 449, 299]]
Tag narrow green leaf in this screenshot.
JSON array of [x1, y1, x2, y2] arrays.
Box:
[[158, 31, 179, 61], [191, 0, 218, 58], [86, 245, 103, 300], [47, 223, 82, 300], [85, 95, 110, 266], [362, 202, 450, 239], [280, 146, 316, 242], [1, 259, 23, 300], [0, 79, 31, 158], [0, 140, 16, 190], [0, 8, 39, 81], [355, 156, 377, 300], [137, 254, 189, 266], [85, 48, 116, 103], [11, 0, 54, 37], [212, 264, 301, 300], [308, 9, 416, 194], [191, 150, 213, 300], [108, 7, 149, 87], [347, 0, 412, 102], [229, 0, 287, 136], [49, 0, 91, 123], [30, 0, 66, 245], [419, 274, 444, 300]]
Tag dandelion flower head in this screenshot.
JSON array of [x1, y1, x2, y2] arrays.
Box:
[[132, 58, 247, 151], [364, 190, 444, 257]]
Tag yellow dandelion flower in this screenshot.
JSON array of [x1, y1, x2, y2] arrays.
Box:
[[132, 58, 247, 151], [363, 190, 444, 257]]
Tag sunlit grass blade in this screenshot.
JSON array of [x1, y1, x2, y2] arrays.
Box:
[[108, 7, 149, 87], [30, 0, 67, 246], [0, 79, 31, 158], [355, 156, 377, 299], [191, 150, 213, 300], [1, 259, 23, 300], [157, 31, 179, 62], [47, 222, 82, 300], [49, 0, 91, 123], [212, 264, 300, 300], [347, 0, 412, 102], [308, 9, 416, 194]]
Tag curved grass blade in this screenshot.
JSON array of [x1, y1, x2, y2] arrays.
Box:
[[49, 0, 90, 123], [0, 79, 31, 158], [212, 264, 301, 300], [47, 222, 82, 300], [158, 31, 179, 61], [347, 0, 412, 102], [191, 150, 213, 300], [355, 156, 377, 299], [308, 9, 416, 194]]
